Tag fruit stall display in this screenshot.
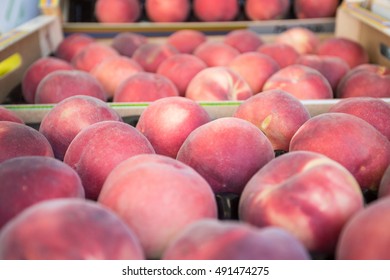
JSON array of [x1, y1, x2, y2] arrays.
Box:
[[0, 1, 390, 260]]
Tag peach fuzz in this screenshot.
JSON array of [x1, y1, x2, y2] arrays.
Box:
[[90, 56, 143, 98], [185, 66, 253, 101], [0, 198, 145, 260], [132, 43, 179, 72], [55, 33, 95, 62], [0, 156, 84, 229], [0, 106, 24, 124], [289, 112, 390, 191], [114, 72, 179, 102], [95, 0, 141, 23], [316, 37, 369, 68], [275, 27, 320, 54], [71, 42, 119, 72], [39, 95, 122, 160], [111, 32, 148, 57], [145, 0, 190, 22], [378, 165, 390, 199], [34, 70, 107, 104], [22, 57, 73, 104], [136, 96, 211, 158], [63, 121, 155, 200], [262, 64, 333, 100], [294, 0, 340, 19], [156, 53, 207, 96], [223, 29, 264, 53], [336, 196, 390, 259], [245, 0, 290, 20], [257, 42, 300, 68], [228, 52, 280, 94], [166, 29, 207, 54], [328, 97, 390, 141], [194, 41, 240, 67], [239, 151, 364, 254], [0, 121, 54, 164], [192, 0, 239, 21], [233, 89, 311, 152], [176, 117, 275, 194], [163, 219, 310, 260], [98, 154, 218, 259]]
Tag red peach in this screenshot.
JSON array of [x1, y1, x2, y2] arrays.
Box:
[[95, 0, 141, 23], [194, 41, 240, 67], [378, 165, 390, 199], [132, 43, 179, 72], [275, 27, 320, 54], [111, 32, 148, 57], [55, 33, 95, 62], [0, 106, 24, 124], [294, 0, 340, 19], [245, 0, 291, 20], [193, 0, 239, 21], [145, 0, 190, 22], [166, 29, 207, 54], [223, 29, 264, 53], [257, 42, 301, 68]]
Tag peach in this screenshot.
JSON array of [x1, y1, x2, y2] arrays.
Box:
[[185, 66, 253, 101], [166, 29, 207, 54], [63, 121, 155, 200], [336, 64, 390, 98], [378, 165, 390, 199], [239, 151, 364, 254], [0, 106, 24, 124], [95, 0, 141, 23], [193, 0, 239, 21], [275, 27, 320, 54], [262, 64, 333, 100], [111, 32, 148, 57], [145, 0, 190, 22], [35, 70, 107, 104], [136, 96, 211, 158], [245, 0, 291, 20], [289, 112, 390, 191], [90, 56, 143, 98], [22, 57, 73, 103], [156, 53, 207, 96], [163, 219, 310, 260], [39, 95, 122, 160], [113, 72, 179, 102], [336, 196, 390, 259], [328, 97, 390, 141], [233, 89, 311, 152], [296, 54, 350, 92], [98, 154, 218, 259], [223, 29, 264, 53], [0, 198, 144, 259], [176, 117, 275, 194], [132, 42, 179, 72], [228, 52, 280, 93], [0, 121, 54, 163], [193, 41, 240, 67], [257, 42, 300, 68], [294, 0, 340, 19], [316, 37, 369, 68], [55, 33, 95, 62], [71, 42, 119, 72], [0, 156, 84, 229]]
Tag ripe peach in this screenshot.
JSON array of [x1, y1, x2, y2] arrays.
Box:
[[113, 72, 179, 102], [239, 151, 364, 254], [90, 56, 143, 98], [132, 42, 179, 72], [98, 154, 218, 259], [233, 89, 311, 151], [228, 52, 280, 93], [34, 70, 107, 104], [111, 32, 148, 57], [95, 0, 141, 23], [378, 165, 390, 199], [55, 33, 95, 62], [275, 27, 320, 54], [22, 57, 73, 103], [0, 106, 24, 124], [223, 29, 264, 53], [0, 198, 145, 259], [194, 41, 240, 67], [257, 42, 300, 68], [145, 0, 190, 22], [262, 64, 333, 100], [193, 0, 239, 21], [166, 29, 207, 54], [0, 121, 54, 164], [185, 66, 253, 101], [156, 53, 207, 96], [163, 219, 310, 260], [39, 95, 122, 160], [289, 112, 390, 191], [63, 121, 155, 200], [176, 117, 275, 194], [294, 0, 340, 19], [316, 37, 369, 68], [136, 96, 211, 158], [245, 0, 291, 20], [0, 156, 84, 229]]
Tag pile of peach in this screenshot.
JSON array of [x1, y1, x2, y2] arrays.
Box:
[[0, 26, 390, 260]]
